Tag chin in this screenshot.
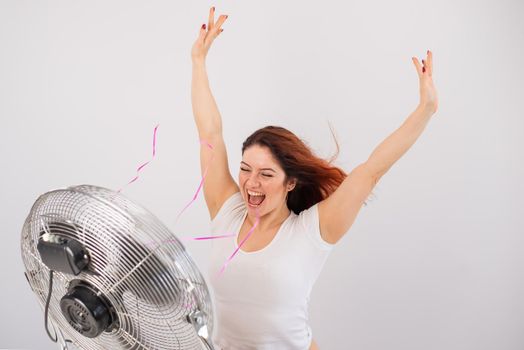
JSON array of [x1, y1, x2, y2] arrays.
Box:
[[246, 201, 266, 213]]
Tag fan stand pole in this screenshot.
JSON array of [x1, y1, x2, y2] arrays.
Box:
[[200, 336, 216, 350]]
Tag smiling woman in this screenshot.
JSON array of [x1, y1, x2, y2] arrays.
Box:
[[190, 6, 362, 349], [240, 126, 354, 216], [188, 5, 430, 349], [197, 124, 364, 350]]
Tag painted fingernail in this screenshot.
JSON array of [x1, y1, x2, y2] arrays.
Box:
[[202, 24, 206, 29], [422, 67, 426, 73], [212, 6, 215, 11]]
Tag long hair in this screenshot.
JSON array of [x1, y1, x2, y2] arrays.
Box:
[[242, 125, 357, 215]]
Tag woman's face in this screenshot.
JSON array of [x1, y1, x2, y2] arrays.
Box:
[[239, 144, 296, 214]]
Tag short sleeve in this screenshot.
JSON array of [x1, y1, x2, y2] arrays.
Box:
[[210, 191, 243, 228], [298, 203, 335, 251]]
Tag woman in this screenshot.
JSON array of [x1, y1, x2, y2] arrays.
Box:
[[190, 7, 438, 350]]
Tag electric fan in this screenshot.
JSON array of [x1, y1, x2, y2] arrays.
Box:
[[21, 184, 217, 350]]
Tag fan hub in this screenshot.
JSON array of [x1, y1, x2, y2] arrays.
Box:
[[60, 281, 117, 338]]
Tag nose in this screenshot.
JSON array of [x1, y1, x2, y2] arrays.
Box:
[[246, 172, 261, 187]]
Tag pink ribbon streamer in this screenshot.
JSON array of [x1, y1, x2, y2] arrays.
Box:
[[167, 137, 261, 276], [147, 233, 236, 247], [171, 139, 215, 227], [121, 134, 260, 276], [218, 206, 260, 276], [115, 124, 160, 194], [180, 233, 236, 240]]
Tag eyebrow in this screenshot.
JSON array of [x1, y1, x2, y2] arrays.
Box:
[[240, 161, 276, 172]]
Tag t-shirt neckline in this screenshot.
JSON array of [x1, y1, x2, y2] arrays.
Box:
[[234, 209, 293, 254]]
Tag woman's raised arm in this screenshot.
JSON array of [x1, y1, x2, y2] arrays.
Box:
[[318, 50, 439, 245], [191, 7, 239, 220]]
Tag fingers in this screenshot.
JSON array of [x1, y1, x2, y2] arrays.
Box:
[[412, 50, 434, 77], [199, 23, 207, 37], [202, 7, 227, 43], [421, 51, 433, 76], [214, 14, 228, 31], [427, 50, 433, 76], [206, 7, 227, 32], [208, 6, 215, 31], [412, 57, 423, 77]]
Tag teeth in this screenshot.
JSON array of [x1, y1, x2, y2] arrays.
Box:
[[247, 190, 265, 197]]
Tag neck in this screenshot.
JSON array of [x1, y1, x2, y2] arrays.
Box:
[[247, 202, 290, 232]]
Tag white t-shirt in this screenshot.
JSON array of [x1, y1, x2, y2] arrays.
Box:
[[207, 191, 335, 350]]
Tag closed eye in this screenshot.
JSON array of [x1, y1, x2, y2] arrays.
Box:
[[240, 168, 273, 177]]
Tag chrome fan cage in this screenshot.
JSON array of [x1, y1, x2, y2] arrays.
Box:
[[21, 185, 215, 350]]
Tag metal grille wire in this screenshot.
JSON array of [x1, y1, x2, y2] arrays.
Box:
[[21, 185, 215, 350]]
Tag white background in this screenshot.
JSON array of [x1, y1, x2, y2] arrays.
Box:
[[1, 0, 522, 349]]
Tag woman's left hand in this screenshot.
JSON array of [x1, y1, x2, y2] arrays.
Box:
[[412, 50, 438, 114]]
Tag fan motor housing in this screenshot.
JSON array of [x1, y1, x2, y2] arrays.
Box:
[[60, 280, 118, 338], [37, 228, 89, 276]]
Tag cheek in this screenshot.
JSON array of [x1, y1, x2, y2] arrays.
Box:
[[238, 173, 251, 188], [265, 182, 284, 195]]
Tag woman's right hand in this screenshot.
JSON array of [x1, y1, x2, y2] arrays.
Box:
[[191, 6, 228, 63]]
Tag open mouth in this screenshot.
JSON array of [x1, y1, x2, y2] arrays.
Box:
[[247, 192, 266, 207]]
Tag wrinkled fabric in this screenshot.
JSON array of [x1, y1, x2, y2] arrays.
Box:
[[207, 192, 335, 350]]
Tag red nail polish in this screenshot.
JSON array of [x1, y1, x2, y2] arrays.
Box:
[[212, 6, 215, 11], [422, 67, 426, 73], [202, 24, 206, 29]]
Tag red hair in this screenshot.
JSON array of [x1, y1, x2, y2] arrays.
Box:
[[241, 125, 370, 215]]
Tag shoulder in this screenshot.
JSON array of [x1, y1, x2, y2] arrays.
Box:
[[317, 164, 376, 244], [296, 203, 336, 250], [210, 191, 244, 227]]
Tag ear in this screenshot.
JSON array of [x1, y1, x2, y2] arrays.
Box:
[[287, 178, 297, 192]]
